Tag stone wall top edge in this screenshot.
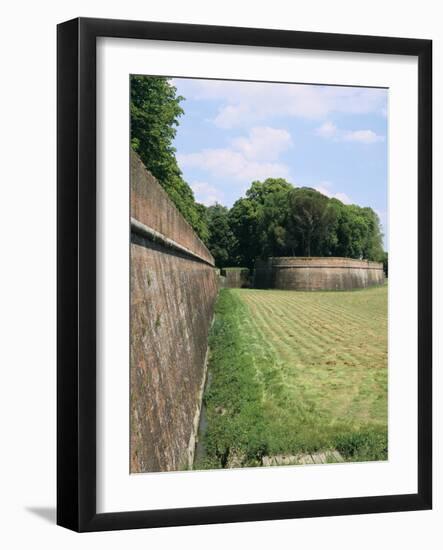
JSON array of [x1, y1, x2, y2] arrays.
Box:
[[258, 256, 383, 269], [131, 150, 214, 265]]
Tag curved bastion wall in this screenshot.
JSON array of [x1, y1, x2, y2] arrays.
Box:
[[254, 257, 385, 291]]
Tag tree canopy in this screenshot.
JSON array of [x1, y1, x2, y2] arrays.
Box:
[[205, 204, 237, 268], [226, 179, 384, 268], [130, 75, 209, 241], [130, 76, 385, 268]]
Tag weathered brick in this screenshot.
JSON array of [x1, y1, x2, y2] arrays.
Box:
[[130, 153, 218, 473]]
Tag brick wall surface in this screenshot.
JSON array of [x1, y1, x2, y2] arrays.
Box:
[[130, 152, 217, 473], [220, 268, 250, 288], [131, 151, 213, 264], [254, 257, 385, 291]]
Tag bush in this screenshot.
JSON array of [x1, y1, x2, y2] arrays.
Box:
[[335, 427, 388, 462]]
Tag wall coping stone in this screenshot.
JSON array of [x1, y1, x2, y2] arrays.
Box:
[[131, 217, 215, 267]]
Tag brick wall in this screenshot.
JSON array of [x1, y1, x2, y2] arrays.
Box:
[[220, 268, 250, 288], [130, 152, 218, 473], [254, 257, 385, 291]]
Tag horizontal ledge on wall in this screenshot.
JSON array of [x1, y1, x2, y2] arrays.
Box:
[[131, 217, 215, 267]]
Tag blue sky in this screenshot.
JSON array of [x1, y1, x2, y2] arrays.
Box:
[[171, 78, 388, 250]]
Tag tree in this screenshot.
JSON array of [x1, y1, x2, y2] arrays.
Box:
[[331, 204, 384, 261], [206, 204, 237, 267], [255, 180, 293, 258], [130, 76, 208, 241], [131, 76, 183, 183], [286, 188, 337, 256], [245, 178, 293, 204], [382, 251, 388, 277], [333, 204, 366, 258], [228, 181, 384, 265], [229, 178, 292, 268], [360, 207, 385, 261], [228, 198, 261, 268]]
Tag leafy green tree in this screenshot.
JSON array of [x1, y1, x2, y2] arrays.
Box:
[[205, 204, 237, 267], [229, 181, 384, 265], [130, 76, 208, 241], [286, 188, 337, 256], [332, 204, 384, 261], [333, 204, 365, 258], [360, 207, 385, 261], [229, 178, 292, 268], [245, 178, 293, 204], [228, 197, 262, 268], [194, 203, 210, 243], [382, 251, 388, 277], [254, 180, 293, 258], [131, 76, 183, 183]]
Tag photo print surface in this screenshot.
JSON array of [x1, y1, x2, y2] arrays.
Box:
[[130, 76, 388, 474]]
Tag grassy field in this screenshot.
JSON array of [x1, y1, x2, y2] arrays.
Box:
[[195, 285, 388, 469]]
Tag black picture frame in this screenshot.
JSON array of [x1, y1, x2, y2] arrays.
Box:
[[57, 17, 432, 532]]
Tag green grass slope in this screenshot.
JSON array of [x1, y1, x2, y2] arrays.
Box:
[[195, 286, 388, 469]]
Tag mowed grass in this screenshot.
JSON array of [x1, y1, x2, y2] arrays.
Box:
[[195, 285, 388, 469]]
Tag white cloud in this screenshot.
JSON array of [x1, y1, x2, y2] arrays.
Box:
[[178, 126, 292, 182], [231, 126, 292, 161], [191, 182, 224, 206], [314, 182, 353, 204], [179, 149, 289, 182], [176, 79, 388, 128], [342, 129, 385, 144], [214, 104, 250, 129], [315, 122, 338, 139], [315, 121, 384, 144]]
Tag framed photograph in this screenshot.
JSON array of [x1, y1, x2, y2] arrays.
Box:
[[57, 17, 432, 532]]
